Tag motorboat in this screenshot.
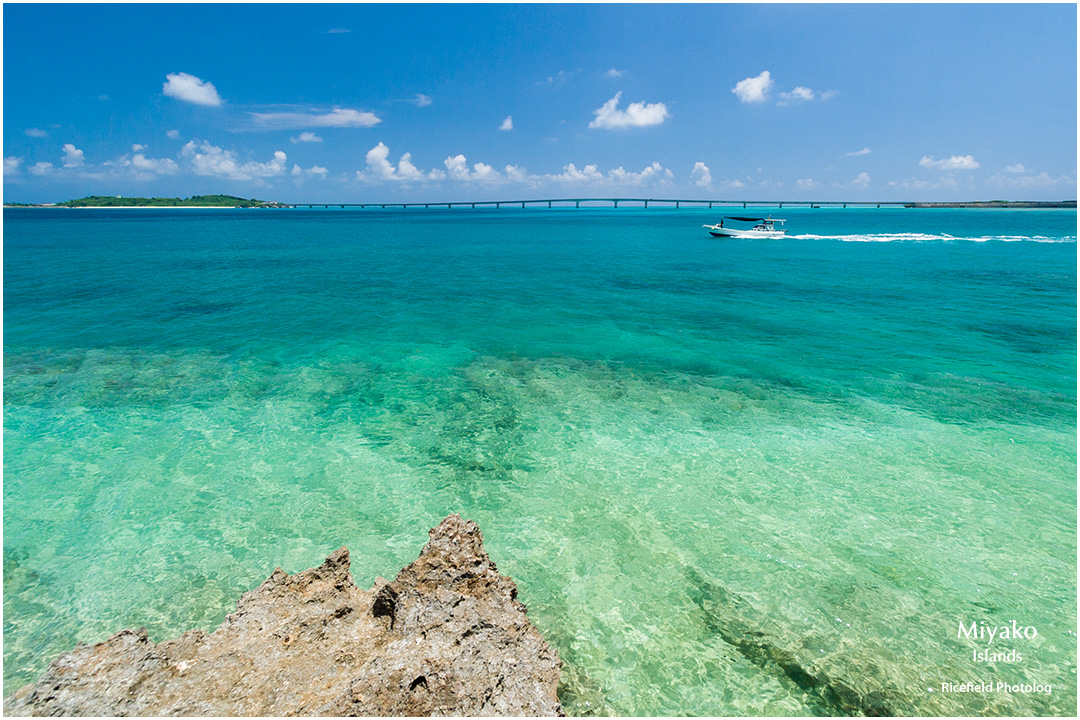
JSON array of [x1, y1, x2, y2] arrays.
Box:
[[703, 216, 786, 238]]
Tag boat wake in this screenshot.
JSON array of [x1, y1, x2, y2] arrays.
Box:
[[789, 233, 1076, 243]]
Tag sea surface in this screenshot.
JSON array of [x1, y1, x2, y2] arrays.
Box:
[[3, 207, 1076, 714]]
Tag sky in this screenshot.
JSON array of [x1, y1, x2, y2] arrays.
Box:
[[3, 3, 1077, 203]]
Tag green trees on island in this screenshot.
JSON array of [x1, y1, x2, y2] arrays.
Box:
[[46, 195, 288, 208]]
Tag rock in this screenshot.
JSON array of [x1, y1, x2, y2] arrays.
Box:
[[4, 514, 563, 717]]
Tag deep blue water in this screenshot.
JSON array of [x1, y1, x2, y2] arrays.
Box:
[[4, 207, 1076, 714]]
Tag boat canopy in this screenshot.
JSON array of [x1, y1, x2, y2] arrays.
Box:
[[721, 216, 784, 223]]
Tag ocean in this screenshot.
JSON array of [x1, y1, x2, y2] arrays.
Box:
[[3, 207, 1076, 714]]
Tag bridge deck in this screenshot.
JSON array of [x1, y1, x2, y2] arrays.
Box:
[[288, 198, 910, 210]]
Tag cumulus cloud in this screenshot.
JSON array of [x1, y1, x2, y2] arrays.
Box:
[[608, 162, 673, 186], [499, 116, 513, 131], [291, 164, 328, 186], [504, 165, 532, 184], [851, 171, 870, 189], [412, 94, 433, 107], [25, 128, 47, 138], [542, 161, 671, 187], [62, 144, 85, 167], [732, 71, 773, 103], [356, 142, 441, 183], [589, 92, 669, 129], [443, 154, 503, 183], [250, 108, 380, 129], [797, 178, 817, 190], [1005, 163, 1025, 174], [845, 147, 871, 157], [986, 171, 1075, 189], [131, 153, 179, 176], [167, 129, 181, 139], [291, 131, 323, 144], [605, 68, 623, 78], [779, 86, 815, 103], [5, 156, 24, 176], [545, 163, 602, 183], [29, 162, 54, 176], [690, 161, 712, 188], [181, 140, 286, 180], [163, 72, 222, 107], [919, 155, 979, 170]]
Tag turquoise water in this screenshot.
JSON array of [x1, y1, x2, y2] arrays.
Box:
[[3, 207, 1076, 714]]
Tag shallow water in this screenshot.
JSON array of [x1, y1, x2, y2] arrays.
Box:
[[3, 207, 1076, 714]]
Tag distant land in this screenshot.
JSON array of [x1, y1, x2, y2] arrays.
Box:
[[4, 196, 1075, 210], [903, 200, 1076, 209], [4, 194, 289, 208]]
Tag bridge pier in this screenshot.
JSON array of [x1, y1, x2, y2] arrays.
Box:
[[644, 200, 648, 208], [676, 201, 680, 209], [614, 200, 619, 208], [576, 200, 580, 208]]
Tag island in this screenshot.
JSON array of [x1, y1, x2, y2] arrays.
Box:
[[4, 194, 291, 209]]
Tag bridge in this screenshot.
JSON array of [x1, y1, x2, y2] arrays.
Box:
[[287, 197, 912, 210]]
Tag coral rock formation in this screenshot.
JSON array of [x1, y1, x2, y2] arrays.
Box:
[[4, 514, 563, 717]]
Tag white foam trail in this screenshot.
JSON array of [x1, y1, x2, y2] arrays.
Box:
[[789, 233, 1076, 243]]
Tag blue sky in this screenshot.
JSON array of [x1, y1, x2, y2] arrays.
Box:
[[4, 3, 1076, 203]]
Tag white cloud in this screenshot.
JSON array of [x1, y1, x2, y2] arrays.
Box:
[[4, 157, 24, 176], [62, 144, 85, 167], [162, 72, 222, 107], [589, 92, 669, 129], [546, 163, 603, 183], [605, 68, 623, 78], [719, 178, 746, 190], [504, 165, 532, 184], [499, 116, 513, 131], [608, 162, 672, 186], [357, 142, 440, 183], [131, 144, 146, 153], [181, 140, 286, 180], [290, 131, 324, 144], [819, 90, 838, 100], [443, 154, 504, 183], [131, 153, 179, 176], [779, 86, 815, 103], [732, 71, 773, 103], [852, 171, 870, 189], [919, 155, 980, 170], [986, 171, 1075, 189], [250, 108, 380, 129], [797, 178, 817, 190], [29, 162, 54, 176], [845, 147, 871, 157], [1005, 163, 1025, 174], [25, 128, 47, 138], [690, 161, 712, 188], [291, 163, 328, 178], [167, 129, 181, 140], [888, 177, 934, 190], [327, 28, 350, 34], [412, 94, 433, 107]]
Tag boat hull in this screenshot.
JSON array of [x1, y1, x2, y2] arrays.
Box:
[[705, 227, 786, 239]]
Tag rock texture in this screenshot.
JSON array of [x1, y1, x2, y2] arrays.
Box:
[[4, 514, 563, 717]]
